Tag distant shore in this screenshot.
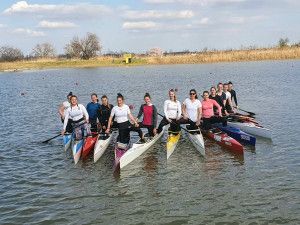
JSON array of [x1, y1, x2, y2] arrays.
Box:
[[1, 47, 299, 72]]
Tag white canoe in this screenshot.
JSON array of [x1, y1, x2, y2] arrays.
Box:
[[120, 128, 164, 169], [228, 121, 271, 139], [94, 132, 116, 163], [72, 139, 83, 165], [186, 126, 205, 157]]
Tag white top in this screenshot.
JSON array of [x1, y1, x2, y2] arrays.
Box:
[[63, 104, 89, 130], [110, 104, 131, 123], [224, 91, 231, 100], [164, 100, 182, 120], [63, 101, 70, 110], [183, 98, 202, 122]]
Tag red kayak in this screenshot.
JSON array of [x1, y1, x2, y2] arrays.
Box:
[[203, 128, 244, 155], [82, 132, 98, 159]]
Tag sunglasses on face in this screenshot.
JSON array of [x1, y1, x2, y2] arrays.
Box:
[[190, 93, 196, 95]]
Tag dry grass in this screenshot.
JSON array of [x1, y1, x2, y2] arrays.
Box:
[[1, 47, 300, 72]]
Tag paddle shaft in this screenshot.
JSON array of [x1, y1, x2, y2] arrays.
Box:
[[234, 106, 256, 116], [42, 122, 87, 143]]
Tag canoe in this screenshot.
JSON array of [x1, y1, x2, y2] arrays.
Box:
[[120, 128, 165, 169], [82, 132, 98, 159], [185, 126, 205, 157], [213, 124, 256, 146], [228, 121, 271, 139], [166, 128, 181, 159], [93, 132, 115, 163], [63, 133, 72, 151], [72, 139, 84, 164], [114, 142, 130, 167], [203, 128, 244, 155]]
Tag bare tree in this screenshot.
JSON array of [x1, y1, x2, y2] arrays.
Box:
[[32, 43, 56, 58], [148, 47, 163, 57], [65, 33, 102, 59], [0, 46, 24, 62]]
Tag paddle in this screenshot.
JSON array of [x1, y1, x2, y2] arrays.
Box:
[[234, 106, 256, 116], [157, 112, 193, 133], [42, 122, 87, 143]]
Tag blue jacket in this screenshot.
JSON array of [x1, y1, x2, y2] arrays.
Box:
[[86, 102, 101, 120]]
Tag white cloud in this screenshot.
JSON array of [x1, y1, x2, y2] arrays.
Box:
[[0, 24, 7, 28], [195, 17, 210, 25], [122, 21, 158, 30], [38, 20, 77, 29], [123, 10, 194, 20], [12, 28, 45, 37], [3, 1, 111, 17], [144, 0, 246, 5], [227, 15, 266, 24]]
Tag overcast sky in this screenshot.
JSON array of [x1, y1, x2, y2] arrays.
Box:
[[0, 0, 299, 54]]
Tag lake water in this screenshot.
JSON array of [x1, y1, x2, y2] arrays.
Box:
[[0, 60, 299, 224]]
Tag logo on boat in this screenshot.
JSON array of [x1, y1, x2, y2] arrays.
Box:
[[214, 135, 221, 142], [225, 142, 232, 146], [240, 135, 250, 141]]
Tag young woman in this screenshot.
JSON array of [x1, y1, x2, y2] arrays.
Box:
[[228, 81, 238, 108], [106, 93, 144, 144], [97, 95, 114, 131], [209, 86, 228, 116], [201, 91, 227, 130], [61, 95, 91, 140], [86, 93, 101, 132], [217, 83, 226, 108], [223, 83, 234, 113], [157, 89, 182, 133], [182, 89, 202, 129], [136, 93, 158, 137], [58, 92, 73, 133]]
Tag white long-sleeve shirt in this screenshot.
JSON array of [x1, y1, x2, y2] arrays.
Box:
[[110, 104, 130, 123], [63, 104, 89, 130], [164, 100, 181, 120]]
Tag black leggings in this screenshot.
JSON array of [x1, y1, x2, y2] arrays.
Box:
[[157, 117, 180, 133], [138, 122, 155, 137], [90, 118, 98, 132], [117, 121, 143, 144], [202, 116, 227, 130], [61, 118, 73, 133]]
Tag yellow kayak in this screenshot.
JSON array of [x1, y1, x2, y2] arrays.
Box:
[[166, 130, 181, 159]]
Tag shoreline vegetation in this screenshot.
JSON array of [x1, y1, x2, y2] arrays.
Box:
[[1, 46, 300, 72]]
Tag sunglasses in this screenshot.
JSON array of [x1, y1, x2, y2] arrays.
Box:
[[190, 93, 196, 95]]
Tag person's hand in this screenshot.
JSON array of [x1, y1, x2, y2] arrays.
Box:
[[105, 128, 110, 133], [153, 128, 157, 135], [183, 114, 188, 120], [135, 122, 139, 127], [61, 130, 65, 135], [225, 111, 229, 116], [167, 118, 172, 123], [86, 119, 89, 124], [102, 125, 106, 130], [196, 121, 200, 126]]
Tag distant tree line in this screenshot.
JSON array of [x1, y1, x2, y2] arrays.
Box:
[[1, 36, 300, 62]]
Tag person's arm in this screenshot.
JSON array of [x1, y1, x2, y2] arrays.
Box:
[[62, 109, 70, 134], [153, 105, 158, 127], [176, 101, 182, 120], [58, 104, 65, 118], [164, 100, 170, 121], [233, 90, 238, 106], [128, 106, 139, 126], [182, 100, 188, 119], [81, 105, 89, 123], [137, 105, 143, 121], [213, 100, 222, 117], [105, 107, 115, 133], [197, 102, 202, 125]]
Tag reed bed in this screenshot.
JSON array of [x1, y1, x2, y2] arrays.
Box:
[[1, 47, 299, 72]]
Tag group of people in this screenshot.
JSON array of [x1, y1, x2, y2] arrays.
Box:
[[59, 82, 238, 144]]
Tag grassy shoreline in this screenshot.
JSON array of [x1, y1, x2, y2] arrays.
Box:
[[1, 47, 299, 72]]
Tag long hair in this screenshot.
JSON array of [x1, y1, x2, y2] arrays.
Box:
[[169, 89, 177, 102]]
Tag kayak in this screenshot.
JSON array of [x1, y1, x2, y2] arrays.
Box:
[[72, 139, 84, 164], [63, 133, 72, 151], [93, 132, 115, 163], [185, 125, 205, 157], [213, 124, 256, 146], [166, 128, 181, 159], [120, 127, 165, 169], [228, 121, 271, 139], [114, 142, 130, 168], [82, 132, 98, 159], [203, 128, 244, 155]]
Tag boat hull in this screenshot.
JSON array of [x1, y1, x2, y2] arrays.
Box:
[[93, 132, 114, 163], [166, 129, 181, 159], [213, 124, 256, 146], [72, 139, 84, 164], [228, 122, 271, 139], [204, 128, 244, 155], [186, 126, 205, 157], [120, 128, 164, 169], [63, 134, 72, 151], [82, 133, 98, 159]]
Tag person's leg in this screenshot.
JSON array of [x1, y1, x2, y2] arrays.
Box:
[[66, 119, 73, 133], [202, 118, 211, 130], [157, 117, 169, 133]]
